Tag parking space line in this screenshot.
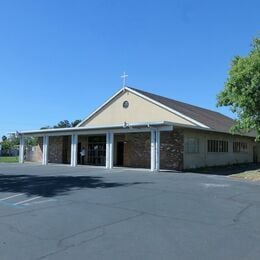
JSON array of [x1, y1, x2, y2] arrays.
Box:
[[24, 199, 56, 206], [14, 196, 41, 206], [0, 194, 24, 201]]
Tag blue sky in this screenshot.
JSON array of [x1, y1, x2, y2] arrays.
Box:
[[0, 0, 259, 137]]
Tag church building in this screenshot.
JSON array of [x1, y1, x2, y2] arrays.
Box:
[[19, 87, 260, 171]]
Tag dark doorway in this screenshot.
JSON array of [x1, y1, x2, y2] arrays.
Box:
[[77, 142, 82, 164], [253, 146, 258, 163], [62, 136, 69, 164], [116, 142, 124, 166]]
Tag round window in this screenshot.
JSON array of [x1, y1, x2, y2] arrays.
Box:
[[123, 100, 129, 109]]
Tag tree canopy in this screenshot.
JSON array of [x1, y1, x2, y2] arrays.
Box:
[[40, 119, 81, 130], [217, 38, 260, 141], [1, 134, 19, 151], [1, 119, 82, 152]]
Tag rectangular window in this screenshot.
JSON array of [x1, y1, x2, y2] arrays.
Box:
[[185, 138, 199, 153], [233, 142, 248, 153], [208, 140, 228, 152]]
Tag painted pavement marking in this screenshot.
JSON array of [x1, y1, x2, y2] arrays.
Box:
[[0, 194, 57, 208], [24, 199, 56, 206], [14, 196, 41, 206], [0, 193, 25, 201], [202, 183, 230, 188]]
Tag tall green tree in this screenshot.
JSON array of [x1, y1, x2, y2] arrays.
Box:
[[71, 119, 81, 127], [24, 136, 38, 147], [46, 119, 82, 129], [54, 120, 71, 128], [217, 38, 260, 140], [0, 134, 19, 151], [1, 139, 11, 151]]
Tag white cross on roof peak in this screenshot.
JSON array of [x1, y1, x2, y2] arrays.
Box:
[[121, 72, 128, 87]]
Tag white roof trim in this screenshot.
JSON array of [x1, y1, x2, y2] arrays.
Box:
[[76, 87, 126, 127], [125, 87, 210, 129], [19, 121, 171, 135], [77, 86, 210, 129]]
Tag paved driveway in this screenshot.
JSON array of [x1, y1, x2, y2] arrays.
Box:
[[0, 164, 260, 260]]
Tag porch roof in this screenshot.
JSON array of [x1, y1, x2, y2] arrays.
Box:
[[18, 121, 174, 136]]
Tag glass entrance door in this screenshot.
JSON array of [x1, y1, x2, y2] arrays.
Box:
[[87, 136, 106, 166]]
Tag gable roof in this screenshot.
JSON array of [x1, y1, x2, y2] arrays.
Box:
[[127, 87, 236, 134], [77, 86, 254, 137], [77, 86, 209, 128]]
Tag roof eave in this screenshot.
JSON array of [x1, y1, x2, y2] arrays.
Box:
[[76, 87, 126, 127], [18, 121, 173, 136]]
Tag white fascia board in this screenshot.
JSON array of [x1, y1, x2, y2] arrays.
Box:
[[76, 87, 126, 127], [19, 121, 173, 136], [125, 87, 210, 129], [20, 124, 125, 135]]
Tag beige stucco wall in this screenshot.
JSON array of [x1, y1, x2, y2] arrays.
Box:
[[81, 90, 196, 127], [183, 128, 256, 169]]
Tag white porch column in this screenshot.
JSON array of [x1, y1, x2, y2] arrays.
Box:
[[150, 130, 156, 171], [71, 134, 78, 167], [109, 132, 114, 169], [106, 132, 110, 169], [151, 129, 160, 172], [19, 135, 24, 164], [106, 132, 114, 169], [155, 129, 160, 171], [42, 135, 49, 165]]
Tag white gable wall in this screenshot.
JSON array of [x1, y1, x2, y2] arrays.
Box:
[[80, 90, 196, 127]]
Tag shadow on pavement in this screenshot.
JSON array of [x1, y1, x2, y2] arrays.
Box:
[[0, 174, 150, 197]]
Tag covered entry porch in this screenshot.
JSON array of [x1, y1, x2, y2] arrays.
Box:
[[19, 122, 174, 171]]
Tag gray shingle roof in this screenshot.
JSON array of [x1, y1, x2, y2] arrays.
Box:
[[129, 87, 254, 136]]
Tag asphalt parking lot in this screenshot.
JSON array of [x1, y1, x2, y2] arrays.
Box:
[[0, 164, 260, 260]]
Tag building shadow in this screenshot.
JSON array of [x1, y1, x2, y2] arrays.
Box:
[[0, 174, 151, 197]]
